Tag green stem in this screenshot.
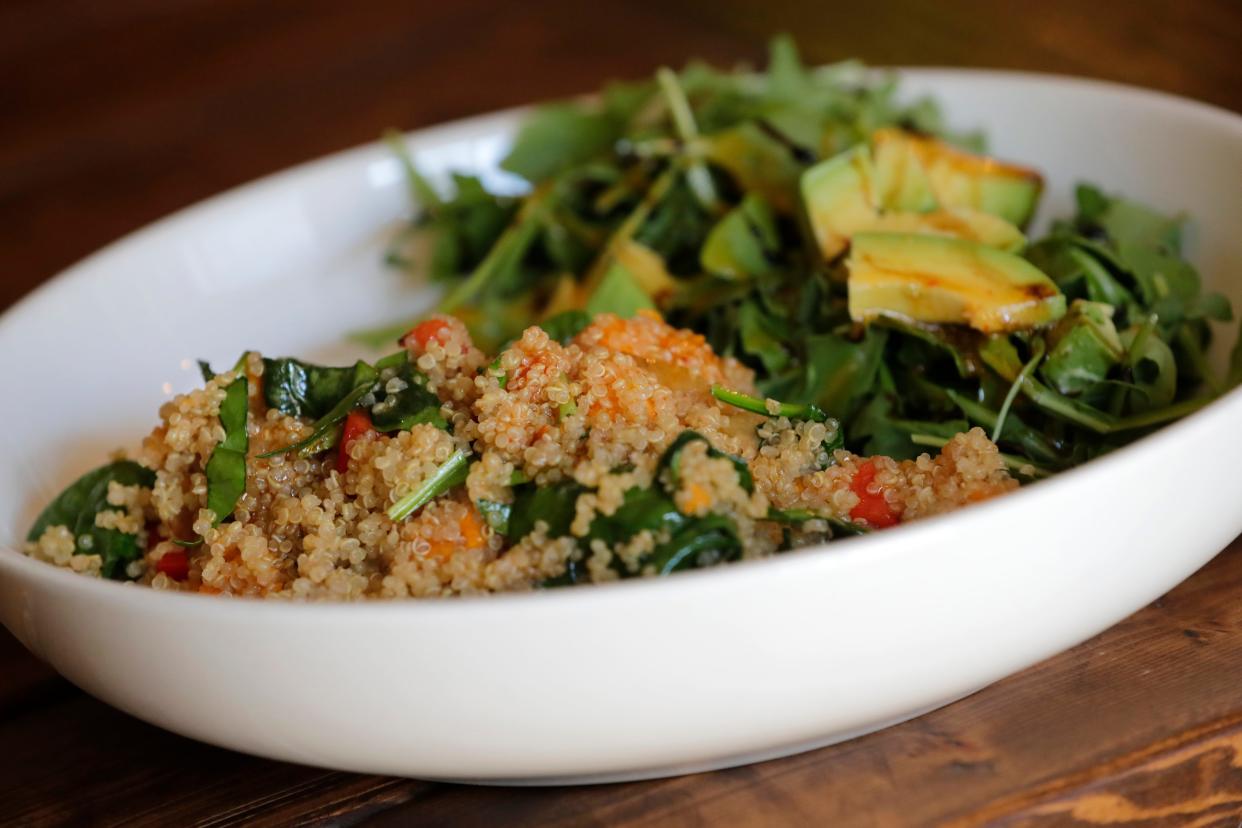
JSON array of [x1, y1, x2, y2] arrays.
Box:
[[438, 199, 545, 313], [387, 449, 471, 521], [1109, 395, 1214, 432], [1110, 314, 1156, 416], [711, 385, 828, 422], [992, 338, 1045, 443], [582, 167, 677, 290], [1020, 379, 1116, 433], [655, 67, 719, 212]]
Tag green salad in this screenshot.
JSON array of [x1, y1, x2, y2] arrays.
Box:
[[370, 36, 1241, 475]]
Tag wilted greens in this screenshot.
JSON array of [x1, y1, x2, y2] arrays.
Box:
[[26, 460, 156, 580]]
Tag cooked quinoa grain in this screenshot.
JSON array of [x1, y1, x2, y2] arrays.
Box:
[[25, 313, 1019, 598]]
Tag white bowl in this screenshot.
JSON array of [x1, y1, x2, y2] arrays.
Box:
[[2, 70, 1241, 783]]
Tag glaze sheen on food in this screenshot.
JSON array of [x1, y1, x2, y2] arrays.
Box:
[[25, 313, 1016, 597]]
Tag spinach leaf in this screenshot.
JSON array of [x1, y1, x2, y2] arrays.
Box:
[[659, 430, 754, 492], [263, 358, 378, 419], [258, 381, 374, 459], [508, 480, 585, 541], [369, 361, 446, 432], [27, 460, 156, 580], [585, 485, 686, 547], [477, 499, 511, 534], [766, 508, 870, 537], [646, 514, 741, 575], [205, 375, 248, 525], [260, 353, 444, 459]]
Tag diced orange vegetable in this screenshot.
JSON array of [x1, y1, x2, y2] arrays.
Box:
[[405, 318, 452, 350], [156, 549, 189, 581], [684, 483, 712, 513], [849, 460, 899, 528], [459, 508, 485, 550], [337, 409, 374, 474]]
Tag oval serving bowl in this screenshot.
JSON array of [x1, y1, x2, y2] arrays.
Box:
[[2, 70, 1242, 784]]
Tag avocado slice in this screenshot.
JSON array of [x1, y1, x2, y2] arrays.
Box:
[[880, 130, 1043, 227], [871, 128, 937, 213], [847, 232, 1065, 333], [801, 144, 877, 261], [802, 134, 1038, 261], [865, 208, 1025, 252]]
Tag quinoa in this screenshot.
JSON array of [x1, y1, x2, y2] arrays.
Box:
[[25, 313, 1019, 598]]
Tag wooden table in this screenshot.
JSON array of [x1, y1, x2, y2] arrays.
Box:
[[3, 1, 1242, 824]]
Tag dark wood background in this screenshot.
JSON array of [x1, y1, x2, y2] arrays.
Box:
[[3, 1, 1242, 825]]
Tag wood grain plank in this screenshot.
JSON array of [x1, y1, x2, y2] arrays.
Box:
[[665, 0, 1242, 113], [974, 716, 1242, 827]]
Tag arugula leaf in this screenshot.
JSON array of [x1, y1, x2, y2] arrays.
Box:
[[633, 173, 717, 276], [27, 460, 156, 580], [1121, 323, 1177, 412], [736, 301, 792, 375], [502, 104, 623, 184], [585, 259, 656, 318], [439, 196, 549, 313], [700, 194, 779, 280], [1040, 301, 1124, 395], [205, 375, 248, 525], [803, 329, 889, 419]]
